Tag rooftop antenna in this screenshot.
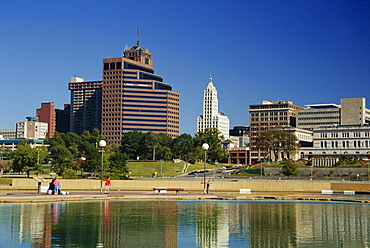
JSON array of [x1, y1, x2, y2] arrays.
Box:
[[136, 26, 140, 45]]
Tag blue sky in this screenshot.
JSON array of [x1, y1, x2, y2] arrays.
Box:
[[1, 0, 370, 135]]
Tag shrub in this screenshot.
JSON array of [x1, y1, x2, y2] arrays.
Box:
[[62, 169, 77, 179]]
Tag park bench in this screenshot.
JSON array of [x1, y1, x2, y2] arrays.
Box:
[[153, 187, 184, 195]]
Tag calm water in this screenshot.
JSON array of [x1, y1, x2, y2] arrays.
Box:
[[0, 200, 369, 248]]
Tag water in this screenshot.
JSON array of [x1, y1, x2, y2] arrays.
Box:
[[0, 200, 369, 247]]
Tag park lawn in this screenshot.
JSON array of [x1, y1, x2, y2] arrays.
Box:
[[0, 178, 12, 185], [186, 162, 221, 173], [127, 161, 185, 177], [127, 161, 224, 177]]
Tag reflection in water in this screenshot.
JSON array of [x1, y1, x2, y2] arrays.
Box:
[[0, 200, 369, 247]]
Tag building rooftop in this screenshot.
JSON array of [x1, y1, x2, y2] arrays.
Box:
[[304, 103, 340, 109]]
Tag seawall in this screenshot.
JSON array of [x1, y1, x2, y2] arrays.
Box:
[[6, 178, 370, 194]]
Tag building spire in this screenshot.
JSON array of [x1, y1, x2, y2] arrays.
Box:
[[136, 26, 140, 45]]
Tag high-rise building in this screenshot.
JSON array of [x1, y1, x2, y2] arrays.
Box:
[[296, 97, 370, 130], [296, 103, 340, 131], [229, 126, 249, 148], [340, 97, 370, 125], [16, 117, 48, 140], [249, 100, 304, 161], [36, 102, 56, 138], [101, 42, 180, 143], [69, 77, 102, 135], [197, 78, 229, 140], [55, 104, 70, 133]]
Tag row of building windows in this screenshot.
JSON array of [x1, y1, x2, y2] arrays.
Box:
[[250, 111, 289, 117], [122, 128, 167, 131], [319, 132, 370, 138], [320, 140, 370, 148], [298, 116, 339, 120], [298, 111, 339, 115], [124, 99, 167, 104], [124, 118, 167, 123], [250, 122, 289, 127], [298, 122, 338, 126], [251, 117, 288, 121]]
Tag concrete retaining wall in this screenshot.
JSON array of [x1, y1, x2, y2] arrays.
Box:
[[9, 179, 370, 194]]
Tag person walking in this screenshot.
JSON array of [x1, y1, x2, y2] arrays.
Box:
[[101, 176, 111, 194]]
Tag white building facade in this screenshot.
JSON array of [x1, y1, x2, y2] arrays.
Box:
[[16, 117, 48, 140], [300, 125, 370, 161], [197, 78, 229, 140]]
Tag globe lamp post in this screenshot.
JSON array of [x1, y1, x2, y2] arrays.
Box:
[[99, 140, 106, 194], [202, 143, 209, 194]]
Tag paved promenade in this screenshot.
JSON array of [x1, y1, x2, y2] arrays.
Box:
[[1, 190, 369, 204]]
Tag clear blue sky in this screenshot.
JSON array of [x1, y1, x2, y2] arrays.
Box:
[[1, 0, 370, 135]]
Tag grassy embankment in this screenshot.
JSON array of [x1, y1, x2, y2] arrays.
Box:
[[231, 160, 370, 176], [127, 161, 223, 177], [0, 161, 225, 180]]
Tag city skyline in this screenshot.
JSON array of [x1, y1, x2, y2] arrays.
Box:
[[1, 1, 370, 135]]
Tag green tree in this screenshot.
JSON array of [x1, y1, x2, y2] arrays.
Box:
[[11, 142, 47, 177], [64, 132, 83, 159], [120, 130, 145, 160], [172, 133, 194, 161], [280, 159, 298, 178], [109, 151, 129, 177], [81, 129, 105, 146], [0, 147, 12, 177], [78, 141, 101, 176], [194, 128, 227, 163], [49, 145, 74, 176], [257, 129, 300, 161]]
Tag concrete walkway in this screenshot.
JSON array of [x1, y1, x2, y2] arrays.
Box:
[[0, 191, 369, 204]]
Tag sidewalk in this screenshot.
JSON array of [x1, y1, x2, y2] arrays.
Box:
[[0, 190, 369, 204]]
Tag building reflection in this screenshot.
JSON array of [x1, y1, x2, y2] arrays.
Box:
[[5, 200, 370, 247], [195, 202, 230, 247]]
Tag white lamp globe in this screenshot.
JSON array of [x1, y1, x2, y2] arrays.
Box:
[[99, 140, 107, 148], [202, 143, 209, 151]]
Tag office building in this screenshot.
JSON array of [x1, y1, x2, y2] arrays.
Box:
[[228, 126, 249, 149], [0, 129, 16, 140], [197, 78, 229, 140], [36, 102, 56, 138], [300, 125, 370, 165], [16, 117, 48, 140], [101, 41, 180, 143], [340, 97, 370, 125], [55, 104, 70, 133], [297, 97, 370, 130], [296, 103, 340, 130], [249, 100, 304, 161], [69, 77, 102, 135]]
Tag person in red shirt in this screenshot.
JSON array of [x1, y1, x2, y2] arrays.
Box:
[[101, 176, 111, 194]]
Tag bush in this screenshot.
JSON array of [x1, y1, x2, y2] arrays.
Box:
[[280, 159, 298, 178], [62, 169, 78, 179]]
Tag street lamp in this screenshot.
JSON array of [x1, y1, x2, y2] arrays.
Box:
[[202, 143, 209, 194], [98, 140, 106, 194]]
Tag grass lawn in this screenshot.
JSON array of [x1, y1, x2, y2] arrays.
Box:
[[127, 161, 225, 177], [0, 178, 12, 185]]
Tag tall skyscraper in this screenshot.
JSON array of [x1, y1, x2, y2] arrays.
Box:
[[197, 78, 229, 140], [101, 41, 180, 143], [36, 102, 56, 138], [69, 77, 102, 135]]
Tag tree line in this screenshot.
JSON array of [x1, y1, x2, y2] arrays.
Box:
[[2, 128, 227, 179], [1, 127, 301, 179]]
